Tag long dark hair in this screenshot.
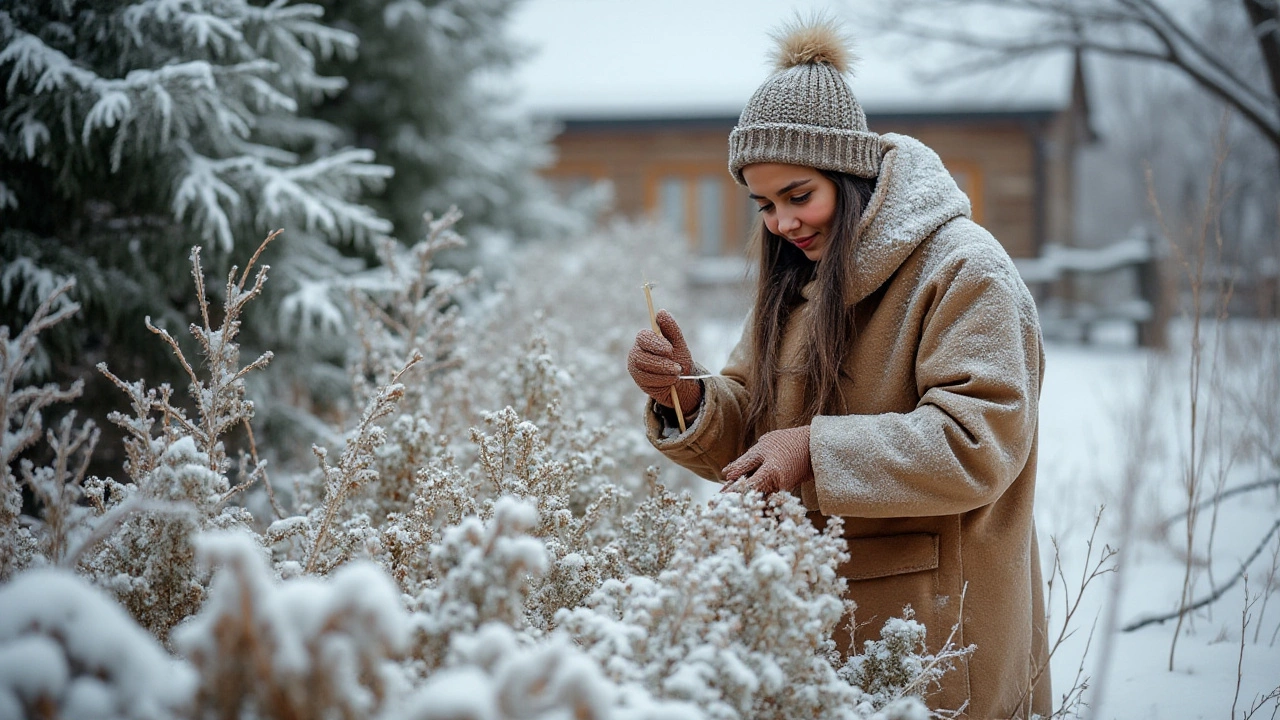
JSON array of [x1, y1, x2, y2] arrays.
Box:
[[742, 170, 877, 443]]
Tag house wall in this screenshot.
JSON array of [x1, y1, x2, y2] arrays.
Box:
[[543, 114, 1062, 261], [880, 119, 1044, 259]]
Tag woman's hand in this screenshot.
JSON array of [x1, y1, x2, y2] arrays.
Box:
[[627, 310, 703, 411], [721, 425, 812, 494]]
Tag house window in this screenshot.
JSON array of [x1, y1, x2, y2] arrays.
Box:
[[696, 177, 723, 257], [653, 172, 733, 257], [659, 178, 686, 235], [650, 167, 747, 257]]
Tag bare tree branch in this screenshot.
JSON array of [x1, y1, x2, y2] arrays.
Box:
[[1134, 0, 1274, 109], [870, 0, 1280, 153], [1123, 518, 1280, 631], [1243, 0, 1280, 106]]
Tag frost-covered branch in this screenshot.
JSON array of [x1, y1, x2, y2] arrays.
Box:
[[0, 279, 81, 469], [0, 278, 85, 578], [304, 352, 422, 575]]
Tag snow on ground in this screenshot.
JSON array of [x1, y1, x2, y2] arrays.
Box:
[[1036, 333, 1280, 720], [685, 316, 1280, 718]]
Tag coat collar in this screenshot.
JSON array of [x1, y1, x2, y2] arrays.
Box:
[[843, 133, 972, 305]]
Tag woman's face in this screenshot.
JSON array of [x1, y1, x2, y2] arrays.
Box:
[[742, 163, 838, 262]]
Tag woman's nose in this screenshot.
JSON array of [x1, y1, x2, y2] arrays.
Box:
[[777, 210, 801, 234]]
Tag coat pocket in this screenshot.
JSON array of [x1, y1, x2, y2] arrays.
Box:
[[840, 533, 939, 580], [837, 533, 941, 650]]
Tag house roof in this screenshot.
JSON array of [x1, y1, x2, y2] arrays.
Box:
[[508, 0, 1079, 121]]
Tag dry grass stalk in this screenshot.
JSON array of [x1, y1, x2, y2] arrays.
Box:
[[1145, 117, 1234, 670], [1019, 508, 1117, 718], [1253, 533, 1280, 645]]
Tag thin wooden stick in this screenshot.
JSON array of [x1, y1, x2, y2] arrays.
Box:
[[642, 280, 686, 433]]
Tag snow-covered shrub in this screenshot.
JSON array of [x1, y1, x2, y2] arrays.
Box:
[[0, 218, 954, 719], [174, 531, 408, 719], [407, 497, 548, 672], [840, 609, 969, 715], [395, 623, 702, 720], [464, 406, 626, 631], [80, 245, 274, 637], [559, 491, 935, 720], [0, 279, 89, 578], [273, 350, 421, 577], [0, 568, 195, 720]]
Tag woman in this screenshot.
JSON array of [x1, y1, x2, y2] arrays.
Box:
[[627, 18, 1052, 719]]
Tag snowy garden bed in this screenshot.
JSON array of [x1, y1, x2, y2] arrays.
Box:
[[2, 217, 1277, 718]]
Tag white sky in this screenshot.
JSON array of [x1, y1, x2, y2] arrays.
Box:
[[507, 0, 1075, 118]]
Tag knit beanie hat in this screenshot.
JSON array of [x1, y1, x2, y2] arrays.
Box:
[[728, 18, 881, 185]]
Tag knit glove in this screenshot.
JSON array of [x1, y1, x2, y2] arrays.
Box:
[[721, 425, 813, 495], [627, 310, 702, 411]]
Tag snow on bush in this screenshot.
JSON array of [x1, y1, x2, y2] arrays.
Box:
[[0, 216, 956, 719], [1, 280, 86, 578], [560, 492, 939, 720], [396, 623, 702, 720], [173, 531, 409, 719], [0, 568, 195, 720]]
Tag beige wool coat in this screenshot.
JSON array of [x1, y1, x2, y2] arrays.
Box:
[[645, 133, 1052, 718]]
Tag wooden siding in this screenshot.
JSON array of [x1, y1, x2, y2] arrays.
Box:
[[543, 113, 1073, 261]]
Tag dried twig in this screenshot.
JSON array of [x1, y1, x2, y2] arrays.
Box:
[[1016, 507, 1116, 718], [304, 352, 422, 574], [1254, 533, 1280, 645], [1232, 576, 1256, 720], [1162, 477, 1280, 529], [0, 279, 83, 468], [1124, 518, 1280, 632]]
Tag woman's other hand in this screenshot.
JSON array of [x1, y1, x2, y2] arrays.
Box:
[[628, 310, 703, 411], [721, 425, 812, 494]]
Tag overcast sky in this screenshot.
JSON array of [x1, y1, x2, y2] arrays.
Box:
[[507, 0, 1075, 117]]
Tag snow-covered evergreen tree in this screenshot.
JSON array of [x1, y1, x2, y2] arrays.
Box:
[[0, 0, 391, 468], [308, 0, 577, 249]]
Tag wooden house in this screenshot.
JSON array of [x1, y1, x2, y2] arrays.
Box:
[[512, 0, 1096, 276]]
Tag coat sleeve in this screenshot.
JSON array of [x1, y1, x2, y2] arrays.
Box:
[[642, 328, 754, 482], [811, 248, 1044, 518]]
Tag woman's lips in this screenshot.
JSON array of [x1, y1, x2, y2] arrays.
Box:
[[790, 233, 817, 250]]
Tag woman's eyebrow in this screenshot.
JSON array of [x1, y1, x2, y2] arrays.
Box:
[[747, 179, 811, 200]]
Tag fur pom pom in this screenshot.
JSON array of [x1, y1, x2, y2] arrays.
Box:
[[770, 14, 857, 75]]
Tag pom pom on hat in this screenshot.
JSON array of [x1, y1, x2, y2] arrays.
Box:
[[727, 14, 881, 184], [770, 15, 858, 75]]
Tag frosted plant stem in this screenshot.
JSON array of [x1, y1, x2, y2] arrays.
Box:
[[243, 417, 284, 520], [1021, 510, 1114, 718], [305, 353, 420, 575], [1202, 249, 1238, 622]]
